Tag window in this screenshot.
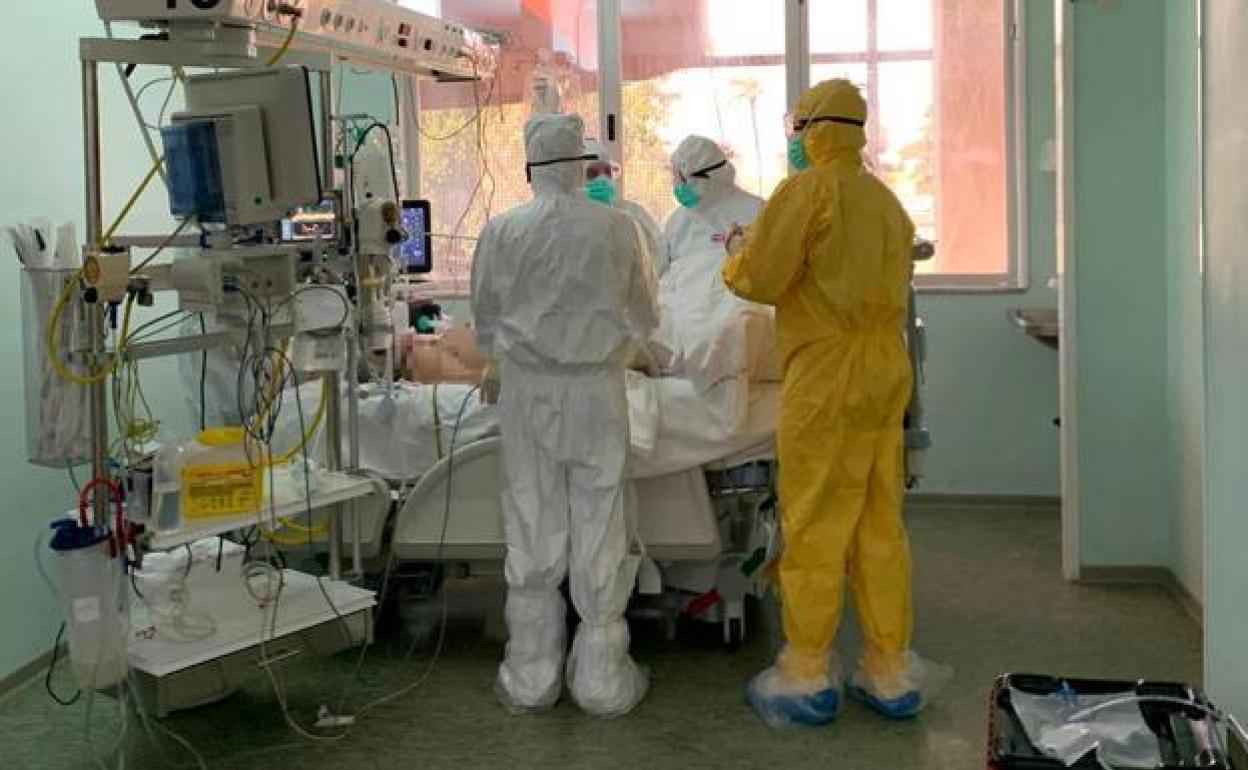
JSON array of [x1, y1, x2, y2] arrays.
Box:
[[396, 0, 441, 16], [619, 0, 790, 226], [416, 0, 599, 289], [412, 0, 1021, 292], [806, 0, 1019, 287]]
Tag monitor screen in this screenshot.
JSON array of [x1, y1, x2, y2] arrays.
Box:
[[281, 199, 337, 242], [399, 200, 432, 274]]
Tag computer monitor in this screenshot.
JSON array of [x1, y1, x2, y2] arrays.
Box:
[[398, 200, 432, 274]]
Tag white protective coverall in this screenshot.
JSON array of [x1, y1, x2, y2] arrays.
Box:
[[470, 113, 659, 717], [583, 138, 663, 282], [177, 314, 253, 429], [661, 136, 764, 278]]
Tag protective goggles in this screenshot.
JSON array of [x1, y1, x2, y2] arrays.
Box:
[[525, 153, 596, 182], [672, 159, 728, 184], [784, 113, 866, 136], [586, 160, 621, 181]]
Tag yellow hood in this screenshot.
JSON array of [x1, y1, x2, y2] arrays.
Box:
[[795, 78, 867, 167]]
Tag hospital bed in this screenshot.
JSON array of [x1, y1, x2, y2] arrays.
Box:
[[274, 375, 782, 646], [388, 386, 781, 646]]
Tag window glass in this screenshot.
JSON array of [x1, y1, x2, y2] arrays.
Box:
[[620, 0, 789, 229], [416, 0, 599, 287], [809, 0, 1010, 279]]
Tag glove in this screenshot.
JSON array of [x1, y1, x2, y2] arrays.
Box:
[[724, 223, 748, 255], [628, 343, 660, 377], [481, 360, 501, 404]]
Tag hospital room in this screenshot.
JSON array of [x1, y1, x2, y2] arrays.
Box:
[[4, 0, 1248, 767]]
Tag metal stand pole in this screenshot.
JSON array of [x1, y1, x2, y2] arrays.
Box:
[[336, 100, 365, 580], [347, 332, 362, 578], [82, 59, 110, 523], [324, 372, 343, 580], [318, 72, 347, 581]]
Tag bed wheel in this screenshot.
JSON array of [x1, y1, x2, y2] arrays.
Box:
[[724, 617, 744, 652]]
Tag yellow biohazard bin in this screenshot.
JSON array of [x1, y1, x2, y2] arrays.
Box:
[[180, 428, 263, 519]]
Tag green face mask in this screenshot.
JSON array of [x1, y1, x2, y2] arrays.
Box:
[[585, 176, 617, 205], [788, 136, 810, 170], [673, 181, 701, 208]]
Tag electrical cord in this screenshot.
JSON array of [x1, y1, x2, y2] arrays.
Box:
[[350, 122, 402, 204], [198, 313, 208, 431], [44, 194, 179, 386], [345, 384, 479, 720], [44, 624, 81, 706], [265, 13, 301, 67], [131, 76, 177, 128], [106, 20, 170, 193], [271, 348, 356, 651], [122, 669, 208, 770], [130, 214, 194, 273]]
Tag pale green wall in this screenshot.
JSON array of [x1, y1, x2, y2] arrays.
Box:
[[1069, 0, 1170, 568], [1161, 0, 1203, 600], [916, 0, 1060, 498], [0, 6, 185, 679]]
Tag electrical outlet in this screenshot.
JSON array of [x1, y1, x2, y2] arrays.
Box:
[[232, 248, 297, 300]]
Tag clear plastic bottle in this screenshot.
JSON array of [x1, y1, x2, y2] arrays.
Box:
[[49, 521, 128, 689], [152, 441, 186, 532]]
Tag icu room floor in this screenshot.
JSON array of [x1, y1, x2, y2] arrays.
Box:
[[0, 503, 1200, 770]]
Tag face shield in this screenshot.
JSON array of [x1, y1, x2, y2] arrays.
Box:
[[586, 160, 621, 182]]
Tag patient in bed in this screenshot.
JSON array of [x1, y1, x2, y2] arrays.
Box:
[[277, 161, 777, 481]]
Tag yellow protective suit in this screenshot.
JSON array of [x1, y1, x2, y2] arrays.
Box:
[[723, 80, 916, 694]]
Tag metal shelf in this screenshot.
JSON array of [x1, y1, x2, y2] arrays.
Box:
[[145, 471, 384, 551], [129, 569, 375, 678]]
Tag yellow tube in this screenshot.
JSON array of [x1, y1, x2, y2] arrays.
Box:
[[265, 19, 299, 66], [270, 376, 329, 466], [47, 151, 167, 385]]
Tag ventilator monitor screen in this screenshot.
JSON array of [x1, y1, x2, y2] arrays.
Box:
[[281, 199, 337, 242], [399, 199, 432, 274]]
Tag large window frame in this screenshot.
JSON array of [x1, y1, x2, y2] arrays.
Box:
[[601, 0, 1028, 292], [418, 0, 1027, 293]]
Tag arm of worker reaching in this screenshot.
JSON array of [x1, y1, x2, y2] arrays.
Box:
[[470, 221, 504, 402], [721, 174, 827, 306]]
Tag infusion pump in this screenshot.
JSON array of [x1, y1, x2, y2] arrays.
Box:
[[95, 0, 492, 78]]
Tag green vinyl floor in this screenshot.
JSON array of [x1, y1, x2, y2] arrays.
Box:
[[0, 502, 1202, 770]]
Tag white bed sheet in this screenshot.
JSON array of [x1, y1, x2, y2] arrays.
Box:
[[275, 237, 780, 481], [275, 375, 776, 483]]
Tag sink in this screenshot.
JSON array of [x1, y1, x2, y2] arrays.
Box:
[[1009, 308, 1059, 350]]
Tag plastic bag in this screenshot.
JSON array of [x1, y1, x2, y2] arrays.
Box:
[[1011, 689, 1163, 768]]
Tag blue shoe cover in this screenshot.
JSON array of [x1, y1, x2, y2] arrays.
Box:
[[745, 668, 841, 728], [849, 683, 922, 719], [848, 651, 950, 720]]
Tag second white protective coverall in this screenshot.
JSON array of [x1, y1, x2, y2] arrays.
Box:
[[471, 113, 659, 717], [661, 136, 764, 278]]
